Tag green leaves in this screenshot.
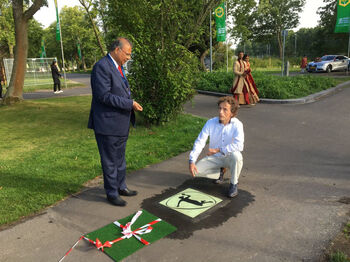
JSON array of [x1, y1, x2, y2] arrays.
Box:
[[105, 0, 218, 124]]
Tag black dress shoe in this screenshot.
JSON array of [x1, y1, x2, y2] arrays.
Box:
[[213, 167, 226, 184], [107, 196, 127, 206], [118, 188, 138, 197]]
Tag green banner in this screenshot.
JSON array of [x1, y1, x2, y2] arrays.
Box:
[[54, 0, 61, 41], [335, 0, 350, 33], [40, 39, 46, 58], [77, 42, 82, 60], [214, 2, 226, 42]]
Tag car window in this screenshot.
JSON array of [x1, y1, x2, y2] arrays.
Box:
[[321, 56, 335, 61]]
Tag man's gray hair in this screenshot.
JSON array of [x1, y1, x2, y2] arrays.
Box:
[[108, 37, 133, 52]]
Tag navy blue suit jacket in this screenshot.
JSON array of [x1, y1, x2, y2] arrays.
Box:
[[88, 55, 135, 136]]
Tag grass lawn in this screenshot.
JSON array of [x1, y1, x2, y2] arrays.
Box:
[[0, 96, 206, 226], [23, 79, 85, 92], [1, 79, 85, 94]]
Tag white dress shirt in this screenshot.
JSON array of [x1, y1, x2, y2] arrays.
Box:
[[108, 53, 120, 70], [189, 117, 244, 163]]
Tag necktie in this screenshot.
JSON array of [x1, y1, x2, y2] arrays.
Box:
[[118, 66, 124, 78]]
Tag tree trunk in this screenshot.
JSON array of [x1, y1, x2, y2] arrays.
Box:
[[200, 49, 209, 71], [3, 15, 28, 103], [3, 0, 45, 104], [277, 30, 283, 59], [9, 44, 14, 58]]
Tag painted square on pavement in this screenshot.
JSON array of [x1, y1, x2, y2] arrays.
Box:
[[159, 188, 222, 218]]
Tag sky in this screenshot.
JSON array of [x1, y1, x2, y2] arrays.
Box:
[[34, 0, 327, 31]]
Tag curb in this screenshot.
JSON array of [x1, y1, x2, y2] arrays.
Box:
[[196, 80, 350, 104]]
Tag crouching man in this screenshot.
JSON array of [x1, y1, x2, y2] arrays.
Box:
[[189, 96, 244, 198]]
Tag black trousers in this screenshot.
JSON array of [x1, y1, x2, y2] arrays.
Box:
[[94, 133, 128, 198], [53, 82, 61, 92], [0, 82, 2, 98]]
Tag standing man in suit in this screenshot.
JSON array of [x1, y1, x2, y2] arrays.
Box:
[[88, 37, 143, 206]]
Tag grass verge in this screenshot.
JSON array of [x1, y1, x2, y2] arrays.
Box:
[[323, 222, 350, 262], [0, 96, 206, 226]]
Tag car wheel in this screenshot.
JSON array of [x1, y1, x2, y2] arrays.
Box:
[[326, 65, 332, 73]]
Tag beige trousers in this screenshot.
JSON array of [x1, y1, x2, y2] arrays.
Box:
[[195, 152, 243, 185]]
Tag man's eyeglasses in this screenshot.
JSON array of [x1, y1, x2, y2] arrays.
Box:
[[119, 48, 132, 58]]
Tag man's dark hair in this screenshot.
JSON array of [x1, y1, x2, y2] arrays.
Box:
[[237, 50, 244, 61], [108, 37, 133, 52], [217, 96, 239, 117]]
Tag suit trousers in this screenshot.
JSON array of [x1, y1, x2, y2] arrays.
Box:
[[195, 151, 243, 185], [95, 133, 128, 198]]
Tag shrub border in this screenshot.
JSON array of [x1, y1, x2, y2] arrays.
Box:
[[196, 80, 350, 104]]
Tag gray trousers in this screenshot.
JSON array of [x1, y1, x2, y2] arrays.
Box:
[[196, 151, 243, 185]]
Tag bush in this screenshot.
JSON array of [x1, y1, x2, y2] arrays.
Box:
[[129, 41, 197, 124], [194, 71, 337, 99]]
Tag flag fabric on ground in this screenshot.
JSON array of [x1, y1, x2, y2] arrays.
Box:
[[84, 210, 176, 261]]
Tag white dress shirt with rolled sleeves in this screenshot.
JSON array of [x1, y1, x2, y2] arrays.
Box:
[[189, 117, 244, 164]]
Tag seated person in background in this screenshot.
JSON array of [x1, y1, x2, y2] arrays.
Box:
[[189, 96, 244, 198]]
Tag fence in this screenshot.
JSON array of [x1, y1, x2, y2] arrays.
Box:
[[3, 57, 57, 87]]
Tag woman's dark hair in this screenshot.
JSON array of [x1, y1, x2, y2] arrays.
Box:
[[51, 60, 56, 66], [243, 54, 249, 60]]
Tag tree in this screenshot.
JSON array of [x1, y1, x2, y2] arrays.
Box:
[[0, 0, 15, 58], [43, 6, 100, 70], [28, 19, 44, 58], [93, 0, 108, 36], [254, 0, 305, 58], [227, 0, 257, 47], [105, 0, 222, 123], [317, 0, 337, 33], [78, 0, 105, 56], [3, 0, 46, 104]]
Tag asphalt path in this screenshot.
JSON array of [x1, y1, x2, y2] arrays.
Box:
[[22, 73, 91, 100], [1, 73, 349, 261]]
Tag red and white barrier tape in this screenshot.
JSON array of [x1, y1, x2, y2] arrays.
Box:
[[58, 211, 161, 261]]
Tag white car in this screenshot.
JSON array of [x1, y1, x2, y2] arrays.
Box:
[[307, 55, 350, 73]]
